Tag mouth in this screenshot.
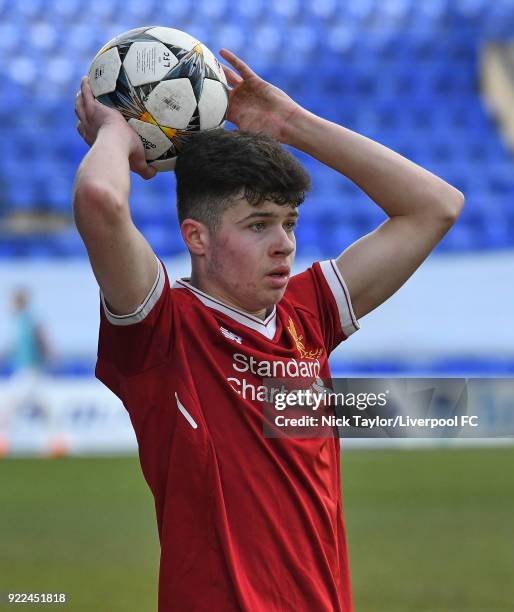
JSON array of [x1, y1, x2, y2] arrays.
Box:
[[266, 266, 290, 289]]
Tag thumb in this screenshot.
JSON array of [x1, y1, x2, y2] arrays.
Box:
[[131, 152, 157, 179], [141, 165, 157, 180]]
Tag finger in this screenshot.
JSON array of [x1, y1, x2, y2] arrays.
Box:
[[77, 120, 94, 146], [76, 120, 92, 145], [75, 93, 86, 122], [80, 75, 96, 112], [141, 165, 157, 180], [136, 164, 157, 180], [219, 48, 257, 80], [131, 154, 156, 180], [221, 63, 242, 88]]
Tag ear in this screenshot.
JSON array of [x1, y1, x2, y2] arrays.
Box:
[[181, 219, 210, 256]]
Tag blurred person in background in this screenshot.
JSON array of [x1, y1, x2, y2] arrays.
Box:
[[10, 288, 49, 374], [0, 289, 51, 430]]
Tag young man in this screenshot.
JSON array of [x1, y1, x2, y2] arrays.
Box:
[[73, 48, 464, 611]]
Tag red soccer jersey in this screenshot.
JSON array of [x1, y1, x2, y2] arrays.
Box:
[[96, 258, 359, 612]]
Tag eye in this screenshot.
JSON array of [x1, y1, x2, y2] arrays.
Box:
[[284, 220, 297, 232], [250, 222, 266, 232]]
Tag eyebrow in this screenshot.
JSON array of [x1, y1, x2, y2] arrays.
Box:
[[238, 210, 299, 223]]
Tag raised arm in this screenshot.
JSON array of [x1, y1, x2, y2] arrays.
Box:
[[284, 114, 464, 319], [73, 77, 158, 315], [219, 49, 464, 320]]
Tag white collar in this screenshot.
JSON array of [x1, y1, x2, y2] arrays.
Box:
[[172, 278, 277, 340]]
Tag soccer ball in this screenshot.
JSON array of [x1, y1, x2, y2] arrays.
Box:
[[88, 26, 229, 172]]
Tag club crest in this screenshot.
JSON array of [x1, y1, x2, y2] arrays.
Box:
[[286, 318, 324, 359]]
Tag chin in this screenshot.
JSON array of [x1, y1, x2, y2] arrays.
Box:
[[268, 286, 288, 304], [243, 282, 288, 312]]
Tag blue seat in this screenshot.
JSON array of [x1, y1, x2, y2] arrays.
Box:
[[0, 22, 23, 55], [144, 224, 184, 256], [6, 181, 37, 212], [67, 23, 102, 55], [45, 176, 73, 214], [51, 0, 83, 21], [1, 6, 513, 260], [51, 230, 87, 257], [454, 0, 488, 21], [481, 213, 512, 249], [329, 222, 363, 252], [439, 221, 478, 252], [25, 241, 59, 259]]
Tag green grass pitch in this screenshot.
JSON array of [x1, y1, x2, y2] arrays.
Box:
[[1, 447, 513, 611]]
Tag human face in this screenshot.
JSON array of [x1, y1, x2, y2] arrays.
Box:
[[205, 197, 298, 317]]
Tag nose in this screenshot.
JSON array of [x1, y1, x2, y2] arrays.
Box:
[[269, 226, 295, 257]]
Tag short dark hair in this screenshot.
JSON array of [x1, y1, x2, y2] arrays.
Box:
[[175, 129, 311, 231]]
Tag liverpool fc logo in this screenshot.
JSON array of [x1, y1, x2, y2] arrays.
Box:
[[286, 318, 324, 359]]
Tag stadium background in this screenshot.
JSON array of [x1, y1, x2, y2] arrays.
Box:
[[1, 1, 513, 610]]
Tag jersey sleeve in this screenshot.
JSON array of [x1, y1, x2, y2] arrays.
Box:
[[95, 257, 173, 396], [286, 259, 360, 354]]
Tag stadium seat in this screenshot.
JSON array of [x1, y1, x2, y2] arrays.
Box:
[[1, 1, 514, 257], [438, 221, 478, 252]]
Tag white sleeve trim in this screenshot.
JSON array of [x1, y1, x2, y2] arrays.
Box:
[[319, 259, 360, 338], [100, 257, 165, 327]]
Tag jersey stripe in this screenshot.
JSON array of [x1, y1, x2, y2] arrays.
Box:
[[319, 260, 360, 338], [101, 257, 165, 326]]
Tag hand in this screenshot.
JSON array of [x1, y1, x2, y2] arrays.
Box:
[[219, 49, 304, 144], [75, 76, 156, 180]]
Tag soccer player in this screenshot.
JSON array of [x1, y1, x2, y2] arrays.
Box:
[[73, 48, 464, 611]]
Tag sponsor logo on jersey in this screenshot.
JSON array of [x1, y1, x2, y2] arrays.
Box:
[[286, 318, 323, 360], [220, 326, 242, 344]]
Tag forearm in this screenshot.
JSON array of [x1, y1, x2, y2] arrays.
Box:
[[284, 110, 464, 219], [73, 125, 132, 208]]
